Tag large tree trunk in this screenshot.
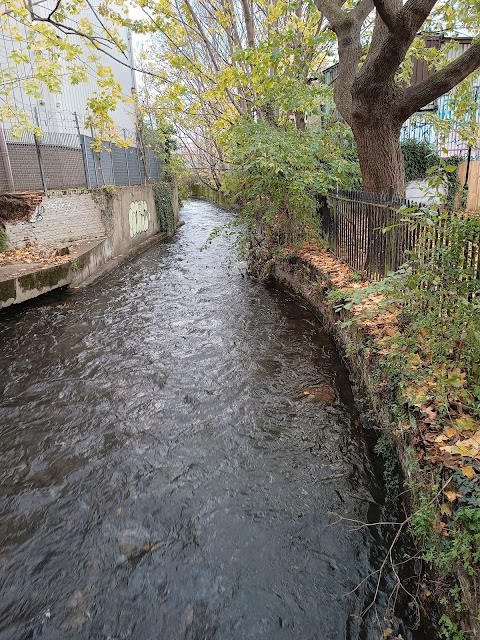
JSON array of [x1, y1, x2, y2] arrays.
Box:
[[353, 122, 405, 195]]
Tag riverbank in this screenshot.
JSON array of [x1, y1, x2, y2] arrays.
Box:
[[266, 243, 479, 639]]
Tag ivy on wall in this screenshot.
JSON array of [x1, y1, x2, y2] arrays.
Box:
[[0, 226, 8, 252], [153, 182, 176, 236], [401, 140, 440, 182], [401, 140, 463, 209]]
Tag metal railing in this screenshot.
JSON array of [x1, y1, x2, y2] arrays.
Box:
[[319, 189, 480, 280], [0, 110, 163, 194]]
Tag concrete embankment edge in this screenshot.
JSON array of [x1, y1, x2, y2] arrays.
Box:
[[0, 182, 180, 308]]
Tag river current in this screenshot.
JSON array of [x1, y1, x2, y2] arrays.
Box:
[[0, 200, 435, 639]]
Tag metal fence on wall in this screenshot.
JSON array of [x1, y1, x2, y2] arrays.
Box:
[[0, 110, 163, 194], [400, 117, 480, 159]]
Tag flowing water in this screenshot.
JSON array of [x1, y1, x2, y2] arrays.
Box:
[[0, 200, 435, 640]]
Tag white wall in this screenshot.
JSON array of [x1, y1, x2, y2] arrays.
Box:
[[405, 179, 447, 205], [4, 192, 106, 249]]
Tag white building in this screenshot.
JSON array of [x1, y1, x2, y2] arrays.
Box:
[[0, 1, 137, 137]]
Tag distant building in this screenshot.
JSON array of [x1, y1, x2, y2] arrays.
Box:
[[0, 6, 165, 194]]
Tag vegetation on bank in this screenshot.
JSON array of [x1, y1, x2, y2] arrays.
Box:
[[153, 182, 176, 236], [317, 207, 480, 638]]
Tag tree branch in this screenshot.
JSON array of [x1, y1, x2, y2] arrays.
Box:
[[400, 0, 439, 35], [239, 0, 255, 47], [351, 0, 375, 25], [371, 0, 398, 32], [399, 39, 480, 119], [314, 0, 347, 30]]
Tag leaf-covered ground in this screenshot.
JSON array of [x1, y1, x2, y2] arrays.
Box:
[[0, 246, 71, 268]]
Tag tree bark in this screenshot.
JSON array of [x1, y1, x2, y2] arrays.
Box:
[[294, 111, 306, 131], [353, 122, 405, 195]]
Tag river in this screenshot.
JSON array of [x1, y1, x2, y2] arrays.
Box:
[[0, 200, 435, 639]]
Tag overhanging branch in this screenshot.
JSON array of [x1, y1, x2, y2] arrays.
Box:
[[399, 40, 480, 119]]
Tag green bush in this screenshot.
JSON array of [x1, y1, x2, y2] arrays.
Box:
[[401, 139, 440, 182], [0, 226, 8, 252]]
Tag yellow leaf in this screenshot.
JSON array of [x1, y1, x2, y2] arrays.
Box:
[[461, 466, 476, 478], [455, 416, 479, 431], [458, 445, 471, 456], [444, 490, 459, 503], [440, 503, 452, 517]]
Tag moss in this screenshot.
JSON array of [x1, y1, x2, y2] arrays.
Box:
[[71, 252, 91, 272], [153, 182, 176, 236], [0, 279, 16, 303], [18, 263, 71, 291]]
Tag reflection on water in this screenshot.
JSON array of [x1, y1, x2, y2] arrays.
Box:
[[0, 200, 435, 639]]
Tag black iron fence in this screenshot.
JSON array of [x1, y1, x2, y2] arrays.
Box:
[[0, 112, 163, 194], [319, 189, 480, 281]]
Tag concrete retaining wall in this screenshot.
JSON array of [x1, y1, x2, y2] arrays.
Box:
[[0, 182, 178, 308], [92, 184, 159, 259]]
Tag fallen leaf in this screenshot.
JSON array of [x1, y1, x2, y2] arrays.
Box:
[[432, 520, 447, 534], [461, 465, 476, 478], [440, 503, 452, 517], [444, 490, 459, 503], [455, 416, 480, 431]]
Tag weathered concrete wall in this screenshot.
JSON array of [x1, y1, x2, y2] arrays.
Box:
[[172, 183, 179, 225], [0, 182, 178, 308], [0, 240, 104, 308], [4, 190, 106, 249], [92, 184, 159, 259], [3, 184, 168, 253]]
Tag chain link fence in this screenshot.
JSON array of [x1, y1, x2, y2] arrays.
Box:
[[0, 109, 163, 194]]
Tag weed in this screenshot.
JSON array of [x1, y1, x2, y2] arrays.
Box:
[[0, 226, 8, 252], [438, 614, 468, 640]]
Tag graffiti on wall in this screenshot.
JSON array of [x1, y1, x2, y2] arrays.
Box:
[[129, 200, 149, 237]]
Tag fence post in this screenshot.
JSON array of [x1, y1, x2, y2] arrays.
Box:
[[89, 125, 101, 187], [0, 127, 15, 192], [135, 125, 148, 185], [33, 107, 47, 192], [123, 129, 131, 186], [74, 112, 90, 189]]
